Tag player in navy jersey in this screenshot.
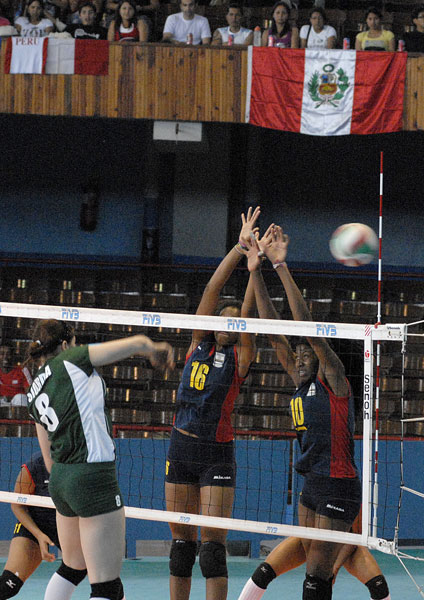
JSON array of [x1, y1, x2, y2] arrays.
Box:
[[237, 223, 364, 600], [165, 207, 260, 600], [0, 452, 89, 599]]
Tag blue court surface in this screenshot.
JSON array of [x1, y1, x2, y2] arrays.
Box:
[[1, 551, 423, 599]]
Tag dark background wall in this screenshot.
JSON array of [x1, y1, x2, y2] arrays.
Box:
[[0, 114, 422, 271]]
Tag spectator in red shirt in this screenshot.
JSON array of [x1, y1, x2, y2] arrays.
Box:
[[0, 345, 32, 406]]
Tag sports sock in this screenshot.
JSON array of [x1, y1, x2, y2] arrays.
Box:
[[237, 577, 266, 600], [44, 572, 77, 600]]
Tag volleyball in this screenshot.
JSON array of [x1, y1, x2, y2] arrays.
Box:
[[329, 223, 378, 267]]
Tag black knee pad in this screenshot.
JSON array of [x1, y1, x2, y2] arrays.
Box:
[[169, 539, 197, 578], [303, 573, 333, 600], [0, 571, 23, 599], [252, 562, 276, 590], [117, 578, 124, 600], [365, 575, 390, 600], [199, 541, 228, 579], [57, 561, 87, 586], [90, 577, 121, 600]]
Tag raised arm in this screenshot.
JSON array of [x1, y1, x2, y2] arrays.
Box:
[[189, 206, 261, 348], [261, 225, 348, 396], [243, 230, 298, 385], [88, 335, 174, 371], [237, 274, 257, 378]]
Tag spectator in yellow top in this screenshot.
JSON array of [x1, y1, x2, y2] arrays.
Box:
[[355, 7, 395, 51]]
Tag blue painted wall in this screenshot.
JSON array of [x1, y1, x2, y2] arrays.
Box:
[[0, 437, 422, 558]]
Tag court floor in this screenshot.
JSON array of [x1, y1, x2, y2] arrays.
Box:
[[2, 550, 423, 599]]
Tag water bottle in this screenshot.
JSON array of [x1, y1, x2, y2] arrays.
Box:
[[253, 26, 261, 47]]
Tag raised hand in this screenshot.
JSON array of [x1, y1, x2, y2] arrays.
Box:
[[244, 231, 263, 273], [258, 224, 289, 265], [239, 206, 261, 248]]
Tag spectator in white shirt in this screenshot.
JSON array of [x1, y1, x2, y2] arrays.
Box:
[[299, 6, 336, 49], [162, 0, 211, 45], [212, 4, 252, 46], [14, 0, 54, 36]]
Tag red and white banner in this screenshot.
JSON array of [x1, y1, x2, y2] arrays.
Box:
[[4, 38, 109, 75], [246, 48, 407, 136], [4, 36, 48, 74], [46, 38, 108, 75]]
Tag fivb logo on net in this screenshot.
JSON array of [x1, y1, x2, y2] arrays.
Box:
[[227, 318, 246, 331], [316, 323, 337, 336], [142, 313, 161, 326], [61, 308, 80, 320]]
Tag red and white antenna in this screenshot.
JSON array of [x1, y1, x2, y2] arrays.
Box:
[[372, 151, 383, 537]]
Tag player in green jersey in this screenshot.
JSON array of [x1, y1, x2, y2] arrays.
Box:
[[27, 319, 174, 600]]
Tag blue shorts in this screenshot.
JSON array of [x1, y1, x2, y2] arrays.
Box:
[[165, 428, 236, 487], [13, 509, 60, 549], [300, 472, 361, 524]]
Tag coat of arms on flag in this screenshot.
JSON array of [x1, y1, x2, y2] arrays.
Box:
[[308, 64, 349, 108]]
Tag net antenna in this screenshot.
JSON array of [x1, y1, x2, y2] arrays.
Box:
[[372, 150, 384, 538]]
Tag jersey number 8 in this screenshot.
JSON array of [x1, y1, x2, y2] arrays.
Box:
[[35, 393, 60, 432]]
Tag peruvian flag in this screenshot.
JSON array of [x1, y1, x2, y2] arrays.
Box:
[[45, 39, 108, 75], [4, 36, 48, 74], [4, 38, 108, 75], [246, 48, 407, 136]]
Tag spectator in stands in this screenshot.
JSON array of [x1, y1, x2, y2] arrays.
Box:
[[107, 0, 148, 41], [404, 5, 424, 52], [162, 0, 211, 46], [105, 0, 158, 31], [299, 6, 336, 49], [0, 6, 16, 35], [0, 0, 12, 22], [261, 1, 298, 47], [0, 5, 10, 23], [65, 1, 106, 37], [0, 344, 31, 406], [355, 7, 395, 51], [14, 0, 54, 35], [211, 4, 252, 46]]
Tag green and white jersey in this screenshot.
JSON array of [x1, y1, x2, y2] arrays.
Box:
[[27, 345, 115, 464]]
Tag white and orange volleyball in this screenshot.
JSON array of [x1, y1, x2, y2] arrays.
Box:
[[329, 223, 378, 267]]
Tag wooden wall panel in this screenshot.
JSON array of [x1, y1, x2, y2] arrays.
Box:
[[0, 42, 422, 130]]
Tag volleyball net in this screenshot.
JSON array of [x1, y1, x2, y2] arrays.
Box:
[[0, 301, 422, 558]]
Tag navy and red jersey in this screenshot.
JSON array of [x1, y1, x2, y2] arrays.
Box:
[[22, 453, 56, 529], [290, 376, 358, 479], [174, 334, 245, 442]]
